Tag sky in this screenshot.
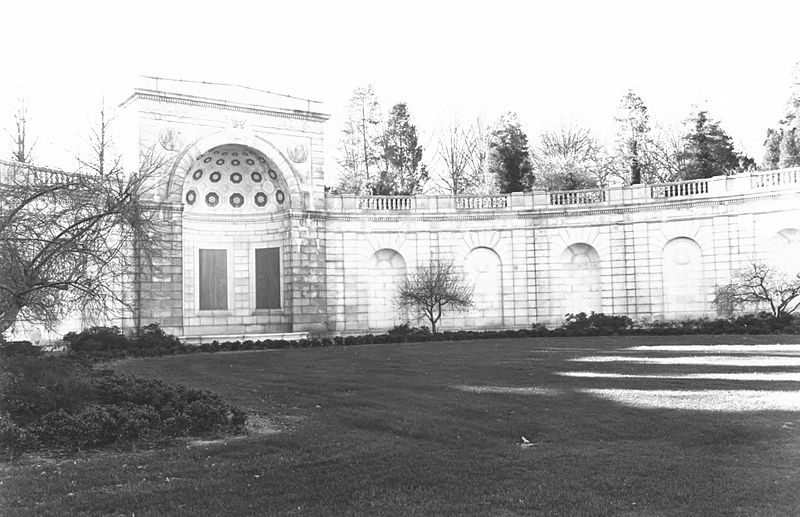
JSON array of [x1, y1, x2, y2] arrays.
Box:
[[1, 0, 799, 181]]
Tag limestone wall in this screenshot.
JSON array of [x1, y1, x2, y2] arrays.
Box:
[[322, 171, 800, 332], [112, 83, 800, 339]]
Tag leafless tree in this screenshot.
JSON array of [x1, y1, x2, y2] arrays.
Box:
[[334, 86, 383, 194], [7, 98, 35, 163], [646, 125, 684, 183], [434, 117, 495, 195], [0, 106, 167, 334], [395, 260, 474, 334], [715, 260, 800, 318], [531, 123, 616, 190]]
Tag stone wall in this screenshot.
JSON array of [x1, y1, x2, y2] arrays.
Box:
[[322, 173, 800, 332], [114, 82, 800, 340]]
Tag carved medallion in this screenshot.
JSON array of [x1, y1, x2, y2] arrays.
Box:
[[158, 127, 183, 151], [287, 143, 308, 163]]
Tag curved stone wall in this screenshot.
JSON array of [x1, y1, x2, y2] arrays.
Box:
[[115, 82, 800, 339]]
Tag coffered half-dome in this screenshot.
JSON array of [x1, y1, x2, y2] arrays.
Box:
[[182, 144, 290, 214]]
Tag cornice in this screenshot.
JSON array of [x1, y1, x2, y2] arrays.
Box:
[[124, 89, 330, 123]]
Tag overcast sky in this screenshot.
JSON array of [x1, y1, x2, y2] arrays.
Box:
[[2, 0, 799, 178]]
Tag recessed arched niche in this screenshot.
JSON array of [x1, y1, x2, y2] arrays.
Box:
[[367, 249, 407, 331], [181, 143, 291, 337], [464, 247, 503, 327], [662, 237, 704, 318], [182, 144, 290, 215], [560, 243, 602, 317]]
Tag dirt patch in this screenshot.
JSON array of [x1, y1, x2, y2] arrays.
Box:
[[188, 414, 304, 447]]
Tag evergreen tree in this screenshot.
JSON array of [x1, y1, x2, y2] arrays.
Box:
[[779, 128, 800, 168], [335, 86, 382, 194], [679, 110, 744, 179], [764, 128, 783, 169], [614, 90, 653, 184], [762, 61, 800, 171], [374, 103, 428, 195], [488, 112, 533, 193]]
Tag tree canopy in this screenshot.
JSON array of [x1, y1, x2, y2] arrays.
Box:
[[373, 102, 428, 195], [395, 260, 473, 334], [678, 110, 752, 179], [335, 86, 383, 194], [488, 112, 533, 193]]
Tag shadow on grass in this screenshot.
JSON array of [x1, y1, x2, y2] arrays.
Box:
[[4, 335, 800, 516]]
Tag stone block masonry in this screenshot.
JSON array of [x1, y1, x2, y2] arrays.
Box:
[[112, 80, 800, 340]]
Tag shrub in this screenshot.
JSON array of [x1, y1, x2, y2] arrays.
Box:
[[562, 312, 633, 335], [1, 354, 247, 453], [0, 413, 38, 457], [33, 409, 89, 448], [0, 356, 95, 425], [0, 340, 44, 358]]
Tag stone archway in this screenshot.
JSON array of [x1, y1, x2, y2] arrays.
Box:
[[165, 130, 304, 208], [180, 143, 293, 338]]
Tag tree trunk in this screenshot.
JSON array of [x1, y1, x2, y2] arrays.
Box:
[[0, 303, 22, 335]]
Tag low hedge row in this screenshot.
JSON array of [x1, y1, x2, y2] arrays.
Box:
[[0, 354, 246, 457], [47, 311, 800, 362]]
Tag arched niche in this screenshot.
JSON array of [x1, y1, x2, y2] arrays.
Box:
[[181, 143, 292, 337], [662, 237, 704, 317], [367, 249, 407, 330], [464, 247, 503, 327], [768, 228, 800, 274], [560, 243, 602, 317]]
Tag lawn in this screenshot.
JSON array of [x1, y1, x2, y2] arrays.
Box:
[[3, 334, 800, 516]]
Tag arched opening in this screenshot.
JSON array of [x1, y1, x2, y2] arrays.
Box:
[[181, 144, 291, 337], [560, 243, 602, 317], [464, 247, 503, 327], [367, 249, 407, 330], [662, 237, 704, 318]]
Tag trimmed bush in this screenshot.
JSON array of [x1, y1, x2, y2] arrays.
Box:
[[0, 413, 39, 456], [0, 355, 247, 454], [0, 340, 44, 358], [0, 356, 95, 425]]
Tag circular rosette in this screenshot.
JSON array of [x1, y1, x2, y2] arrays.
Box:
[[230, 193, 244, 208]]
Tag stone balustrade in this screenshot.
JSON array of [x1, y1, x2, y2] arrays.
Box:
[[550, 188, 608, 205], [650, 179, 709, 199], [750, 167, 800, 188], [358, 195, 414, 211], [325, 167, 800, 213]]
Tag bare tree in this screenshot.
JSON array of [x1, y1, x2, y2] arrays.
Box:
[[433, 117, 495, 195], [7, 98, 35, 163], [435, 118, 475, 194], [646, 125, 684, 183], [531, 123, 615, 190], [0, 107, 167, 334], [464, 117, 495, 194], [715, 260, 800, 318], [334, 86, 383, 194], [395, 260, 474, 334], [78, 101, 121, 176]]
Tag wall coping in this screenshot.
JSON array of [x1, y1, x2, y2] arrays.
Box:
[[324, 168, 800, 215]]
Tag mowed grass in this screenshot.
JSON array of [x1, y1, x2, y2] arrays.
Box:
[[4, 335, 800, 516]]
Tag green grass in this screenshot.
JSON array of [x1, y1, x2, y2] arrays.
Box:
[[4, 335, 800, 516]]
